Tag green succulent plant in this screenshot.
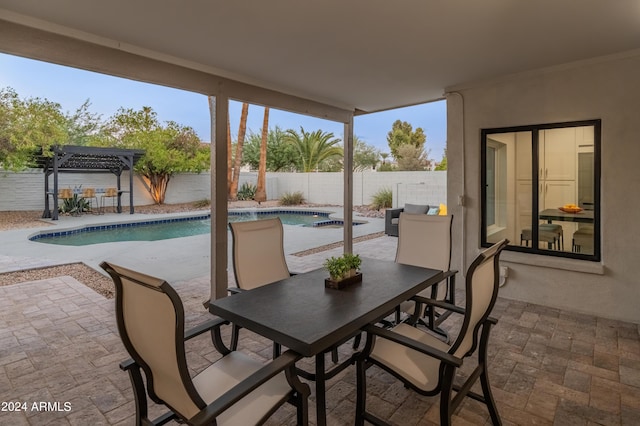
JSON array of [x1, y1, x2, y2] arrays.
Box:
[[324, 253, 362, 281]]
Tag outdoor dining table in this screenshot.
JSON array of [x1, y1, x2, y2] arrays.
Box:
[[209, 257, 444, 426], [539, 208, 594, 224]]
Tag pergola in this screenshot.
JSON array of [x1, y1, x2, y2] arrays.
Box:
[[36, 145, 145, 220]]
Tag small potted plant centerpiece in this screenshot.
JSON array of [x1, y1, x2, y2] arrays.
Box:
[[324, 253, 363, 289]]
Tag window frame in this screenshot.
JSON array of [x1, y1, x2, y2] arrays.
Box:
[[481, 119, 601, 262]]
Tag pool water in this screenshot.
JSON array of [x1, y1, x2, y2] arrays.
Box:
[[30, 210, 358, 246]]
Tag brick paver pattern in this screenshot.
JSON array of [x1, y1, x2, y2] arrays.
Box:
[[1, 236, 640, 425]]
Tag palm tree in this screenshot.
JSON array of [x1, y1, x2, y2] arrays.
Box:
[[254, 107, 269, 203], [229, 102, 249, 200], [284, 127, 343, 172]]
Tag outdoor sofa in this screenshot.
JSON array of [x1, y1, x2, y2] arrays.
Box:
[[385, 203, 439, 236]]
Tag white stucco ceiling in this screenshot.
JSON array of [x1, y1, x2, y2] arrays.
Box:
[[0, 0, 639, 113]]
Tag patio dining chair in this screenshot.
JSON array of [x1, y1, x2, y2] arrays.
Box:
[[355, 239, 508, 426], [100, 261, 310, 426], [396, 213, 458, 339], [230, 217, 340, 364]]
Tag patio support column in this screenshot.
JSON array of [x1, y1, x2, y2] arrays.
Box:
[[209, 93, 229, 302], [343, 116, 354, 254]]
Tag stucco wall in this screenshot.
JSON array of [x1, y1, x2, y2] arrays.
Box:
[[1, 170, 446, 210], [446, 51, 640, 323]]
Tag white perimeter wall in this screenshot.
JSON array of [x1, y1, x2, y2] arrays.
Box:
[[0, 170, 446, 211], [447, 51, 640, 323]]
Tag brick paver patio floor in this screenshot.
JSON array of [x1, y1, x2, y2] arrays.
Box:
[[2, 236, 639, 425]]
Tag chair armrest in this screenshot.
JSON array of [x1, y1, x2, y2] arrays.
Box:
[[385, 208, 404, 225], [386, 207, 404, 218], [412, 295, 465, 316], [119, 358, 137, 371], [184, 317, 229, 341], [412, 296, 499, 326], [187, 350, 303, 425], [385, 208, 404, 236], [227, 287, 245, 295], [363, 324, 462, 367]]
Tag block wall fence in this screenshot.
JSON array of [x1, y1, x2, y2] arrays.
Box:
[[0, 169, 446, 211]]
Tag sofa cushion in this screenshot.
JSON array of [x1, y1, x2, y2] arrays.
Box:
[[403, 203, 429, 215]]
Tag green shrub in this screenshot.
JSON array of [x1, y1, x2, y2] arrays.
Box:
[[59, 193, 91, 215], [370, 187, 393, 210], [237, 182, 257, 201], [324, 253, 362, 281], [192, 199, 211, 208], [377, 163, 394, 172], [323, 256, 349, 281], [279, 191, 305, 206]]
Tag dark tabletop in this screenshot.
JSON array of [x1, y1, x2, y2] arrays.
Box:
[[539, 208, 594, 223], [210, 258, 443, 357]]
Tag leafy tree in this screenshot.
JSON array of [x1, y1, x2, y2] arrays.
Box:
[[352, 136, 379, 171], [242, 126, 298, 171], [96, 106, 209, 204], [284, 127, 343, 172], [396, 144, 430, 171], [386, 120, 426, 160], [434, 148, 447, 171], [377, 163, 394, 172], [317, 156, 343, 172], [0, 87, 68, 170], [65, 99, 104, 146]]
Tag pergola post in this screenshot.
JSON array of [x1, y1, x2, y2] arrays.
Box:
[[52, 152, 59, 220]]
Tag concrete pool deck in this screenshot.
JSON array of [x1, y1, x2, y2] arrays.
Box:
[[0, 207, 385, 282]]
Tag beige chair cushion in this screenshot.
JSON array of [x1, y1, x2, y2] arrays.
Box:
[[370, 323, 450, 392], [230, 218, 291, 290], [192, 351, 291, 425]]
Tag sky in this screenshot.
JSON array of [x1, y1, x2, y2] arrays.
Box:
[[0, 53, 447, 161]]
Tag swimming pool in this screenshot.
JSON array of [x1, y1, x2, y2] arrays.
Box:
[[30, 210, 364, 246]]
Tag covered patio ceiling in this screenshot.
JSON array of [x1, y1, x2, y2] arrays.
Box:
[[0, 1, 639, 113]]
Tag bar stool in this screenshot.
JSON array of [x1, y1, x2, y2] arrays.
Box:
[[520, 223, 564, 250], [58, 188, 73, 201], [100, 187, 118, 213], [81, 187, 100, 214], [57, 188, 78, 216], [572, 225, 594, 253]]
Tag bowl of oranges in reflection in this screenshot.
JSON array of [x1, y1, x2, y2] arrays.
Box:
[[558, 203, 583, 213]]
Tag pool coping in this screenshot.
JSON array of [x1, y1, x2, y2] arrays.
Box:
[[28, 208, 368, 242]]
